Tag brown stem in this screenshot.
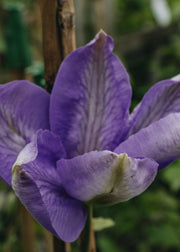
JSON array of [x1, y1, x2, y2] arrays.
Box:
[[39, 0, 62, 92], [44, 230, 54, 252], [81, 206, 96, 252], [65, 243, 71, 252], [88, 207, 96, 252], [38, 1, 76, 251], [20, 203, 36, 252], [39, 0, 76, 92], [87, 227, 96, 252], [57, 0, 76, 58], [53, 236, 66, 252]]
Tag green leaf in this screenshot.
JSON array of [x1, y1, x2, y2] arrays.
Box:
[[93, 217, 115, 232], [162, 160, 180, 192], [98, 236, 122, 252]]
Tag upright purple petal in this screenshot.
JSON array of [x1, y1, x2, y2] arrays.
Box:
[[128, 76, 180, 136], [12, 130, 87, 242], [115, 113, 180, 169], [50, 31, 131, 157], [57, 150, 158, 205], [0, 81, 50, 185]]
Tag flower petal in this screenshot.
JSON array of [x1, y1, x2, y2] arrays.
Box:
[[57, 150, 158, 205], [13, 166, 87, 242], [12, 165, 57, 236], [39, 181, 87, 242], [12, 130, 87, 242], [50, 31, 131, 157], [115, 113, 180, 169], [13, 129, 66, 184], [128, 77, 180, 136], [0, 81, 50, 185]]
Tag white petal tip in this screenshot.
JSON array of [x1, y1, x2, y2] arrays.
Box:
[[171, 74, 180, 82]]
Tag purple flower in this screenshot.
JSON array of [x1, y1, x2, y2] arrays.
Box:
[[0, 31, 180, 242]]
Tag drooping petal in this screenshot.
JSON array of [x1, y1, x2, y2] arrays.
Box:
[[0, 81, 50, 185], [128, 76, 180, 136], [12, 130, 87, 242], [14, 130, 66, 182], [13, 166, 87, 242], [39, 181, 87, 242], [115, 113, 180, 169], [57, 150, 158, 205], [12, 129, 65, 234], [12, 165, 57, 236], [50, 31, 132, 157]]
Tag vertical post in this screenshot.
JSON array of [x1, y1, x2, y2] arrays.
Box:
[[20, 203, 36, 252], [81, 206, 96, 252], [39, 0, 76, 251], [88, 207, 96, 252], [53, 236, 66, 252], [43, 230, 54, 252], [38, 0, 62, 92], [39, 0, 76, 92], [57, 0, 76, 57]]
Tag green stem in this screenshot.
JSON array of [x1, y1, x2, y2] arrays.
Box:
[[81, 205, 96, 252]]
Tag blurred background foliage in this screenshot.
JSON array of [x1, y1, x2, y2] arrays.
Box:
[[0, 0, 180, 251]]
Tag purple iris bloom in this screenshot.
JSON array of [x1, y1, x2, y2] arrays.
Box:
[[0, 31, 180, 242]]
